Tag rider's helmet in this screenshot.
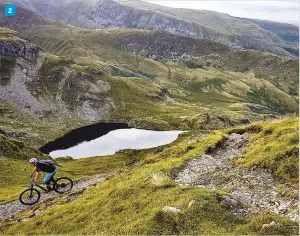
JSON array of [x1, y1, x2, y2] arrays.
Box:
[[29, 158, 38, 165]]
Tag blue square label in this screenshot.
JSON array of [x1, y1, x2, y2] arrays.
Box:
[[4, 4, 16, 17]]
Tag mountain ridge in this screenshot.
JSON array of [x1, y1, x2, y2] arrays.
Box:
[[1, 0, 297, 57]]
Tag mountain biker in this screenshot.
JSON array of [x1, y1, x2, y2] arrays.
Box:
[[29, 158, 56, 191]]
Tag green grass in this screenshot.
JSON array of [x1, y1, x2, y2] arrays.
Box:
[[1, 123, 298, 235], [0, 28, 17, 38], [0, 134, 42, 160], [200, 50, 299, 96], [0, 158, 34, 203], [0, 100, 65, 147], [151, 171, 175, 188], [235, 116, 299, 186]]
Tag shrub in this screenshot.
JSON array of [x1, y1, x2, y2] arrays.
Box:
[[151, 171, 174, 188]]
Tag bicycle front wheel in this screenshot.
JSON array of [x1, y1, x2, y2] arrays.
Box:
[[19, 188, 41, 205], [54, 177, 73, 193]]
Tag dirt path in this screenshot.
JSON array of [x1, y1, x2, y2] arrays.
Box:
[[0, 172, 115, 220], [174, 133, 299, 222]]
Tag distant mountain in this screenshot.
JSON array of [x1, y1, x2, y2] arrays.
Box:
[[0, 3, 51, 30], [239, 18, 299, 45], [0, 0, 296, 57]]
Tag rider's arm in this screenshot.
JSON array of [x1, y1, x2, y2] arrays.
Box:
[[35, 172, 41, 182], [32, 167, 41, 182]]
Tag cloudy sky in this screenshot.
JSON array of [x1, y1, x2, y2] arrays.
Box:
[[145, 1, 299, 25]]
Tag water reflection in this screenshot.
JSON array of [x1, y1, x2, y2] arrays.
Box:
[[49, 129, 184, 159]]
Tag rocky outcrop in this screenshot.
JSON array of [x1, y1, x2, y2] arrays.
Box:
[[0, 128, 26, 140], [0, 36, 41, 61], [0, 30, 115, 123]]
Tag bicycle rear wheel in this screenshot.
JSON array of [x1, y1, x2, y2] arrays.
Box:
[[19, 188, 41, 205], [54, 177, 73, 193]]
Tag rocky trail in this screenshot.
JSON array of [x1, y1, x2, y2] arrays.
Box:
[[174, 133, 299, 222], [0, 172, 116, 220], [1, 133, 298, 226]]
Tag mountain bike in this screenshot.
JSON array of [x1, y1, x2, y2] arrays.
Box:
[[19, 173, 73, 205]]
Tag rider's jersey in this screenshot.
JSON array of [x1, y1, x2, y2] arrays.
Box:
[[36, 160, 55, 173]]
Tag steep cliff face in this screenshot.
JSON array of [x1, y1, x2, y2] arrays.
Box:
[[2, 0, 295, 57], [0, 29, 114, 123], [0, 29, 41, 60]]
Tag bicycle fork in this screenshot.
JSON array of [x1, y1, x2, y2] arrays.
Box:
[[29, 184, 34, 198]]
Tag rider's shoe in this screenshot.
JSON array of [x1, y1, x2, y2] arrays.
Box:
[[46, 185, 53, 192]]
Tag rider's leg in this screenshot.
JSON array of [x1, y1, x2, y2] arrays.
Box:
[[44, 171, 56, 190]]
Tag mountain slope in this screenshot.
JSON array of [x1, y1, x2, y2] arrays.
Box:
[[0, 3, 51, 30], [22, 26, 299, 107], [239, 17, 299, 45], [1, 117, 298, 234], [0, 26, 298, 143], [1, 0, 295, 57]]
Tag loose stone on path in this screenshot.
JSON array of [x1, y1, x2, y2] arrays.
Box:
[[174, 133, 299, 222]]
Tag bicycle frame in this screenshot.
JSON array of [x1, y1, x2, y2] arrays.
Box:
[[29, 174, 52, 194]]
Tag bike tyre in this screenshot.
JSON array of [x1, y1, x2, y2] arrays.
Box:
[[54, 177, 73, 194], [19, 188, 41, 205]]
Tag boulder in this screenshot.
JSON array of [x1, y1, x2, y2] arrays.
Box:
[[162, 206, 181, 213], [278, 205, 288, 214], [216, 194, 241, 209], [155, 146, 164, 153], [262, 221, 281, 229]]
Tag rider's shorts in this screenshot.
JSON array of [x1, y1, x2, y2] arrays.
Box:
[[44, 170, 56, 184]]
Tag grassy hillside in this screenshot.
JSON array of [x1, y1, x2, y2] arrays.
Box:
[[0, 26, 298, 152], [0, 26, 298, 147], [200, 50, 299, 97], [23, 27, 299, 112], [1, 117, 298, 234], [22, 26, 298, 98], [234, 117, 299, 186], [0, 99, 64, 147]]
